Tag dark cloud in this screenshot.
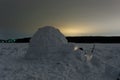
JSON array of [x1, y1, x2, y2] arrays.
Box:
[[0, 0, 120, 38]]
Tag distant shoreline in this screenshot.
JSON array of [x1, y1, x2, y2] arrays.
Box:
[[66, 36, 120, 43], [0, 36, 120, 43]]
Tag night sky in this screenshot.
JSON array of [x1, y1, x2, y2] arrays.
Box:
[[0, 0, 120, 39]]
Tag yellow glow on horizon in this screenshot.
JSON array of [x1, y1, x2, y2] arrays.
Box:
[[59, 27, 95, 36], [56, 23, 97, 36]]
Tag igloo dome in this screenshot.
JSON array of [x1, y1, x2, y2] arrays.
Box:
[[25, 26, 69, 59]]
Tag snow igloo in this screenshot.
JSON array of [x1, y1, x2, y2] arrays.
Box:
[[25, 26, 76, 60]]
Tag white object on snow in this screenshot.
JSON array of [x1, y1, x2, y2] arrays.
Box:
[[74, 46, 79, 51]]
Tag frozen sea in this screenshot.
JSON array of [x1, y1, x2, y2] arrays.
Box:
[[0, 43, 120, 80]]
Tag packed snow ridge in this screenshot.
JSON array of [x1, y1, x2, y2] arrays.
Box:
[[0, 26, 120, 80]]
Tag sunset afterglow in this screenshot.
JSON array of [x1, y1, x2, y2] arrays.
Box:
[[60, 27, 93, 36], [1, 0, 120, 38]]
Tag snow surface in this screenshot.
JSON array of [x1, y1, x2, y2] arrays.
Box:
[[0, 43, 120, 80]]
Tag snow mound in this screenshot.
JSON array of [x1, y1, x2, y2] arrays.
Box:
[[25, 26, 69, 59]]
